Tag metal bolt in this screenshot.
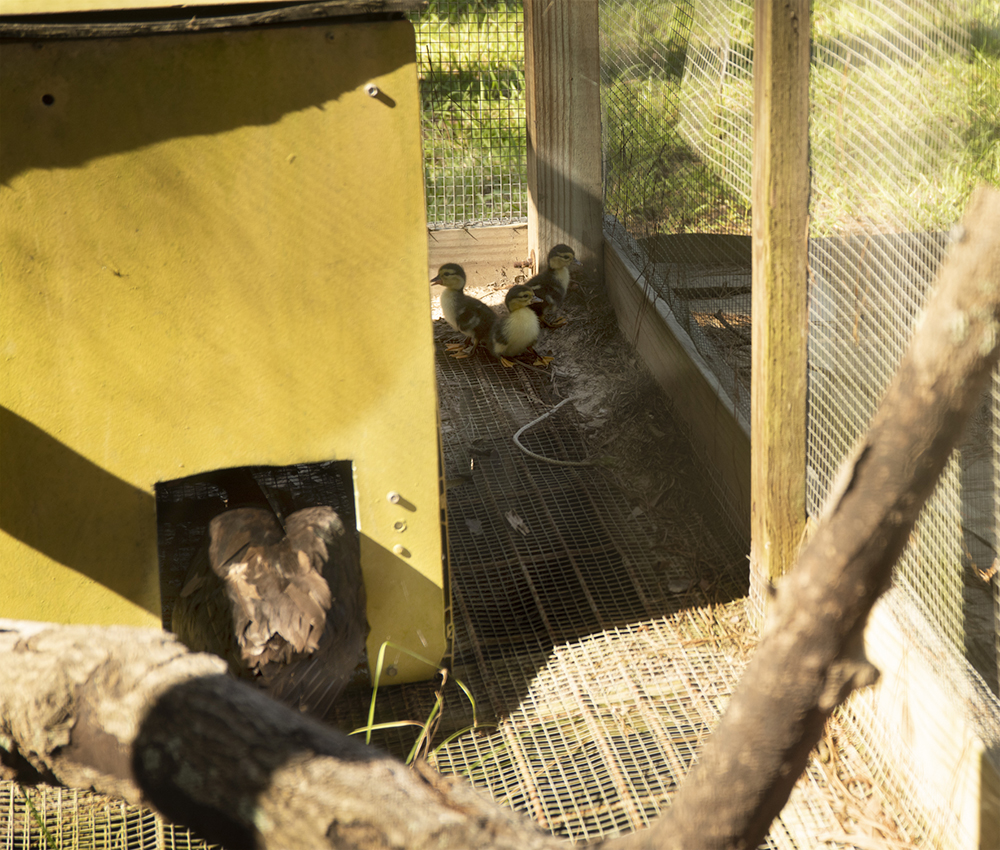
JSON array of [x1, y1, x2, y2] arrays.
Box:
[[387, 491, 401, 504], [393, 520, 407, 532], [365, 83, 379, 98], [392, 544, 406, 556]]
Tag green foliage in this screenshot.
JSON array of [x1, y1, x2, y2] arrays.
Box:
[[808, 0, 1000, 233], [352, 641, 491, 765], [601, 0, 752, 236]]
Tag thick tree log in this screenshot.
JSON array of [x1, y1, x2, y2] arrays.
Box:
[[611, 186, 1000, 850], [2, 187, 998, 850], [0, 620, 564, 850]]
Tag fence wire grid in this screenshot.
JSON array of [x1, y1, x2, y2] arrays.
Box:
[[0, 783, 216, 850], [411, 0, 528, 228]]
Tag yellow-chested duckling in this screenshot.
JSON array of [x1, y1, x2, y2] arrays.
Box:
[[527, 244, 581, 328], [488, 284, 543, 368], [432, 263, 497, 358]]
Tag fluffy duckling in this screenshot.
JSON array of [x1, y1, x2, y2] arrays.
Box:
[[488, 284, 542, 367], [432, 263, 496, 358], [527, 244, 581, 328]]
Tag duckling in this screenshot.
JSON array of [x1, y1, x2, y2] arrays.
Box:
[[432, 263, 496, 358], [488, 284, 542, 367], [527, 244, 581, 328]]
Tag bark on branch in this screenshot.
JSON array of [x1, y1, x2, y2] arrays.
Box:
[[609, 185, 1000, 850], [0, 622, 563, 850], [1, 187, 998, 850]]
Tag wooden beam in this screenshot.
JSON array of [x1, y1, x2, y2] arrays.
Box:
[[604, 240, 751, 541], [750, 0, 810, 619], [523, 0, 603, 280], [861, 596, 1000, 850], [0, 0, 427, 25], [427, 224, 529, 289]]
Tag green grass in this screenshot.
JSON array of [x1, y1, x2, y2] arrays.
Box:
[[808, 1, 1000, 234], [351, 641, 491, 765], [413, 0, 998, 235]]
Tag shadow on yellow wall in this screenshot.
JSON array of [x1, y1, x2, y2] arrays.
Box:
[[0, 24, 406, 184], [0, 406, 157, 611]]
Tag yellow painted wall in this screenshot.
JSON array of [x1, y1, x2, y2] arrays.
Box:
[[0, 20, 447, 683]]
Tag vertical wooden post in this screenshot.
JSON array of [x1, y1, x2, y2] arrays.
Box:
[[523, 0, 603, 279], [750, 0, 810, 623]]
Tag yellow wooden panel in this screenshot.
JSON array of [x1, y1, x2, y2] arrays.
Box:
[[0, 20, 446, 682]]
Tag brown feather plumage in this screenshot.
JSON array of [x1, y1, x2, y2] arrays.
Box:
[[172, 505, 368, 720]]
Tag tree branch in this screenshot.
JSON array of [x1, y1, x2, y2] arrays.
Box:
[[607, 185, 1000, 850]]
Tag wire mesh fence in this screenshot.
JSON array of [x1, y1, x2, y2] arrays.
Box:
[[324, 319, 937, 848], [600, 0, 755, 537], [600, 0, 1000, 673], [410, 0, 528, 228], [600, 0, 1000, 846], [4, 2, 999, 847]]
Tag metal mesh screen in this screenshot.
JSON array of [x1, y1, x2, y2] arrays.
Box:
[[0, 782, 217, 850], [600, 0, 1000, 676], [410, 0, 527, 228], [804, 1, 998, 686], [5, 3, 998, 846], [154, 460, 357, 631], [320, 310, 940, 847]]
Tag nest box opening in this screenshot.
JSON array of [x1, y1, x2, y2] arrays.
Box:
[[155, 460, 356, 631]]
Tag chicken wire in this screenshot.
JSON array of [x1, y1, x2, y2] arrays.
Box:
[[410, 0, 528, 228], [600, 0, 754, 537], [0, 313, 965, 849], [4, 3, 998, 847]]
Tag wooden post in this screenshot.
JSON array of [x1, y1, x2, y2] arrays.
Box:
[[523, 0, 603, 279], [750, 0, 810, 623]]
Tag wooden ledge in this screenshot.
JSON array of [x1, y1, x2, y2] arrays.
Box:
[[0, 0, 427, 37]]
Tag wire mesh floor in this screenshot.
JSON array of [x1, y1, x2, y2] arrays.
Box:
[[325, 287, 940, 848]]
